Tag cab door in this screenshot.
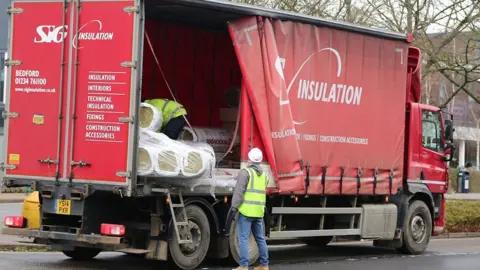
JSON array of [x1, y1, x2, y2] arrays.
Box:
[[418, 108, 448, 193]]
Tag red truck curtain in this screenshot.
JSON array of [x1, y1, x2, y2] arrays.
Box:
[[228, 17, 306, 193]]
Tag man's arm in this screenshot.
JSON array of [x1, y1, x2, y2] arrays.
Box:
[[231, 169, 249, 210]]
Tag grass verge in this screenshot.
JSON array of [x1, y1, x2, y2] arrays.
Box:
[[0, 245, 51, 252], [446, 200, 480, 233]]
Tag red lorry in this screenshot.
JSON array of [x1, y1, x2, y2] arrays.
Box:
[[2, 0, 455, 269]]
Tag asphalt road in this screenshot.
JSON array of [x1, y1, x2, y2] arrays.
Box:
[[0, 238, 479, 269]]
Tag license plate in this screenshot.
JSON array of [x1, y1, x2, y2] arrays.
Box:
[[56, 200, 71, 215]]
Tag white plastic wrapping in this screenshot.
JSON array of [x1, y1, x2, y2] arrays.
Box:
[[137, 142, 156, 176], [139, 130, 215, 179], [157, 169, 238, 198], [139, 102, 163, 132], [179, 127, 239, 153], [136, 129, 238, 196]]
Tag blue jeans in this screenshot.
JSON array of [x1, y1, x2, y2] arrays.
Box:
[[238, 213, 269, 267]]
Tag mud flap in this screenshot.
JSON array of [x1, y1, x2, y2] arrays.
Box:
[[146, 215, 168, 260]]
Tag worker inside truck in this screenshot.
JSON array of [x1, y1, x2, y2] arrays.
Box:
[[142, 98, 188, 140]]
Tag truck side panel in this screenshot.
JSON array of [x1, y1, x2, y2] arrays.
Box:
[[64, 0, 137, 184], [3, 1, 70, 179], [229, 17, 409, 194]]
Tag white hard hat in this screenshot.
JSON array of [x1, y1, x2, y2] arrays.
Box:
[[248, 147, 263, 163]]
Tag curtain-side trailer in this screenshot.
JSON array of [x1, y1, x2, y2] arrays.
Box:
[[1, 0, 454, 269]]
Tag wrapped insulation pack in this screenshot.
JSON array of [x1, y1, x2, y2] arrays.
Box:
[[139, 102, 163, 132], [138, 130, 215, 179]]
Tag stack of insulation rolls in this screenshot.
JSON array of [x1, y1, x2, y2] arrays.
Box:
[[137, 102, 215, 179]]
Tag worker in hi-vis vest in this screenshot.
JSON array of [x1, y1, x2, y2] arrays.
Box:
[[144, 98, 187, 140], [228, 147, 270, 270]]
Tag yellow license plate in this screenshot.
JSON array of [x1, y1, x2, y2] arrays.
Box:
[[56, 200, 71, 215]]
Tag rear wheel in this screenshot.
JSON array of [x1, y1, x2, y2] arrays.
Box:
[[228, 212, 260, 266], [397, 200, 432, 255], [169, 204, 211, 270], [62, 247, 101, 260]]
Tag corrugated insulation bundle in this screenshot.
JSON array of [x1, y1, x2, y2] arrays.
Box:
[[138, 130, 215, 179], [137, 141, 156, 176], [139, 102, 163, 132]]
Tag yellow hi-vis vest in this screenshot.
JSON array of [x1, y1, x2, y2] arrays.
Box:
[[145, 99, 187, 128], [238, 167, 268, 218]]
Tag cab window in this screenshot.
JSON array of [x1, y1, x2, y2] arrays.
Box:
[[422, 110, 443, 153]]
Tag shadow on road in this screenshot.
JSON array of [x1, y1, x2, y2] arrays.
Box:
[[29, 244, 406, 269]]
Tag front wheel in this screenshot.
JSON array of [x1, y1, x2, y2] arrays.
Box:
[[397, 200, 432, 255], [169, 204, 211, 270], [62, 247, 101, 260]]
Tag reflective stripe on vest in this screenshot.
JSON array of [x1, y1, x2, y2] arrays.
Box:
[[146, 99, 186, 128], [160, 99, 185, 125], [238, 167, 267, 218]]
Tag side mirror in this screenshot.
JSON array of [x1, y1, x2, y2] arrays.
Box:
[[444, 120, 454, 141], [442, 143, 455, 162]]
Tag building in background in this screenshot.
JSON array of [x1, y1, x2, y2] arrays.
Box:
[[423, 32, 480, 170]]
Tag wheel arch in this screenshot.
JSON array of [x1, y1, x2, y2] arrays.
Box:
[[167, 197, 221, 241], [390, 183, 435, 231]]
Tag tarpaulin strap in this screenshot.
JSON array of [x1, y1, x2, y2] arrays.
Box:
[[356, 168, 362, 194], [321, 166, 327, 195], [339, 167, 345, 195], [304, 163, 311, 193], [216, 95, 241, 166], [144, 30, 196, 136], [389, 169, 394, 195], [373, 168, 379, 195]]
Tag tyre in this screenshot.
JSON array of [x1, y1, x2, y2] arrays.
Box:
[[169, 204, 211, 270], [397, 200, 432, 255], [228, 211, 260, 266], [303, 236, 333, 247], [62, 247, 101, 260]]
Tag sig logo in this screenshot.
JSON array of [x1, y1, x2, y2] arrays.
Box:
[[34, 25, 68, 43], [33, 20, 114, 48]]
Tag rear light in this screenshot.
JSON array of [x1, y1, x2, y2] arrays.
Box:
[[4, 216, 25, 228], [100, 223, 125, 236]]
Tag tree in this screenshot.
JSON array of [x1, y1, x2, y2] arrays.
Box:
[[364, 0, 480, 106], [230, 0, 480, 106]]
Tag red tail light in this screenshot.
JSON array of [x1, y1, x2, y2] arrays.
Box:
[[100, 223, 125, 236], [4, 216, 25, 228]]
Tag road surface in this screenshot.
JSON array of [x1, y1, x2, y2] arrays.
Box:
[[0, 238, 479, 269]]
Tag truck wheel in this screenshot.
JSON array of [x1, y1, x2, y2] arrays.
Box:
[[398, 200, 432, 255], [169, 204, 211, 270], [62, 247, 101, 260], [303, 236, 333, 247], [228, 212, 260, 266]]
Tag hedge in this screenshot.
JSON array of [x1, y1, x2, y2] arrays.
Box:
[[444, 169, 480, 232], [445, 200, 480, 232]]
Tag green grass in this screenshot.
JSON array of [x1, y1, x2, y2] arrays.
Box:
[[0, 245, 51, 252], [446, 200, 480, 233]]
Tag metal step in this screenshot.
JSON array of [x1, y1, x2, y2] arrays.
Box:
[[268, 229, 361, 239], [167, 192, 193, 244], [116, 248, 152, 254], [272, 207, 363, 215]]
